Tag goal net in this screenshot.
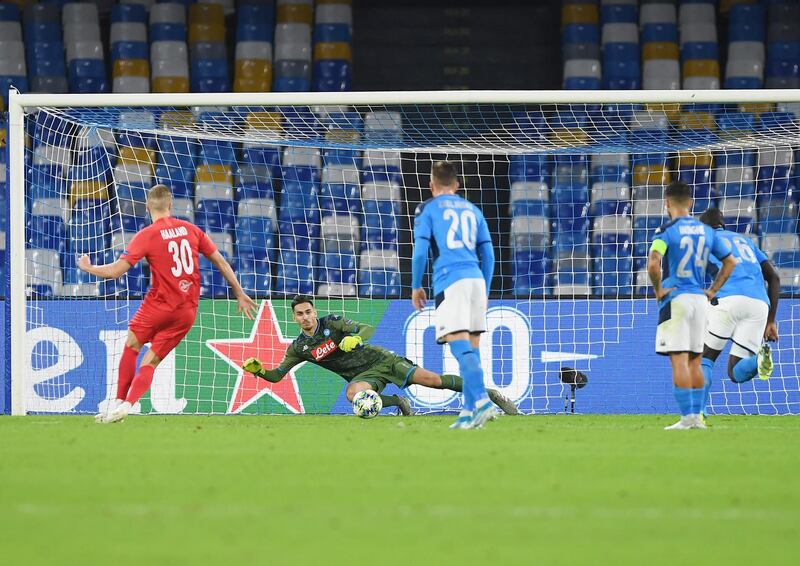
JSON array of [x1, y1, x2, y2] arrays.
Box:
[[7, 90, 800, 416]]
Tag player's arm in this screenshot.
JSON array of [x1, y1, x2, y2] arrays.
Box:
[[205, 250, 257, 320], [77, 255, 132, 279], [476, 216, 495, 292], [761, 258, 781, 341], [705, 236, 736, 300], [647, 238, 673, 300], [328, 317, 375, 352], [411, 205, 432, 310], [243, 348, 301, 383]]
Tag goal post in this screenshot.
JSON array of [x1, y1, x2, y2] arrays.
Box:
[[6, 89, 800, 416]]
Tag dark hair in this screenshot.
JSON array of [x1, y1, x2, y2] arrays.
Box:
[[664, 180, 693, 203], [698, 207, 726, 229], [291, 295, 315, 311], [431, 160, 459, 186]]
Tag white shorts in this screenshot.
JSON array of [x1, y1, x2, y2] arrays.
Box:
[[656, 293, 708, 355], [706, 295, 768, 358], [435, 278, 487, 344]]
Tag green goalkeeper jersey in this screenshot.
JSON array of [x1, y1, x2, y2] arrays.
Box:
[[267, 315, 390, 381]]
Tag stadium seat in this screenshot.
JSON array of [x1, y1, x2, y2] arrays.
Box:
[[235, 41, 272, 92], [720, 197, 757, 233], [640, 3, 676, 27], [151, 3, 187, 42], [358, 249, 400, 298], [643, 59, 680, 89], [601, 22, 638, 45], [761, 233, 800, 258], [152, 41, 190, 93], [632, 198, 666, 264], [275, 249, 315, 294], [26, 248, 63, 296]]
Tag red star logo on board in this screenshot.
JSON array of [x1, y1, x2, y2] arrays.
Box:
[[206, 301, 305, 414]]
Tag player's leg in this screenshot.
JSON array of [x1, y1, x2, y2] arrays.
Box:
[[347, 377, 411, 416], [728, 298, 772, 383], [662, 295, 705, 429], [700, 345, 722, 418], [702, 297, 732, 418], [408, 365, 518, 415], [118, 331, 145, 399]]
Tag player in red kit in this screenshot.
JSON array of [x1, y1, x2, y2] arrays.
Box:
[[79, 184, 257, 423]]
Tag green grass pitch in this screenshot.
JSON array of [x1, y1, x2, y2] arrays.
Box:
[[1, 415, 798, 565]]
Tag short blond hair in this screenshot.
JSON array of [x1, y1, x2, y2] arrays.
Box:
[[147, 184, 173, 212]]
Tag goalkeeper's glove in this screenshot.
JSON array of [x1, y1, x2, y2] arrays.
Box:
[[242, 357, 263, 374], [339, 335, 363, 352]]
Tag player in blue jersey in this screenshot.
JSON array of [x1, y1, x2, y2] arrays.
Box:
[[411, 161, 497, 429], [697, 208, 780, 416], [648, 181, 737, 430]]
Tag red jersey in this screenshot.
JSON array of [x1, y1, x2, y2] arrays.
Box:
[[121, 217, 217, 312]]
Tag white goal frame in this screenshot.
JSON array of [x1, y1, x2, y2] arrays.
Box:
[[8, 88, 800, 415]]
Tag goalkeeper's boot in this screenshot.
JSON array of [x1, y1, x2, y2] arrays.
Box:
[[449, 413, 472, 430], [487, 388, 519, 416], [396, 396, 413, 416], [466, 398, 499, 429], [664, 416, 695, 430], [757, 344, 774, 381]]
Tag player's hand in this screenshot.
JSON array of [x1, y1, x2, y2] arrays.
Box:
[[655, 287, 675, 301], [411, 288, 427, 311], [237, 294, 258, 320], [764, 321, 779, 342], [242, 357, 263, 374], [704, 288, 718, 301], [339, 335, 363, 352], [77, 254, 93, 272]]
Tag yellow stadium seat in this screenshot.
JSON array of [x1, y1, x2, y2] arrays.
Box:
[[562, 3, 599, 26], [234, 60, 272, 92], [642, 42, 679, 61], [645, 103, 681, 123], [0, 96, 4, 112], [676, 150, 713, 168], [683, 60, 720, 79], [739, 102, 774, 116], [189, 3, 224, 25], [113, 59, 149, 78], [277, 3, 313, 24], [159, 111, 195, 129], [314, 42, 351, 62], [550, 128, 588, 146], [153, 76, 190, 93], [246, 112, 282, 132], [71, 181, 109, 205], [679, 112, 715, 130], [195, 164, 232, 185], [118, 147, 155, 167], [326, 129, 360, 144], [189, 23, 225, 43], [633, 165, 671, 187], [0, 127, 6, 148]]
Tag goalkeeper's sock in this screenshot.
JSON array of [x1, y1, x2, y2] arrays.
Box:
[[380, 394, 401, 408], [116, 345, 139, 401], [440, 374, 463, 392], [673, 386, 693, 417], [125, 364, 156, 404], [732, 356, 758, 383], [701, 358, 714, 416], [448, 339, 486, 412]]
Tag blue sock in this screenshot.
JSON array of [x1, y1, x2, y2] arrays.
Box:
[[701, 358, 714, 416], [689, 388, 705, 416], [732, 356, 758, 383], [673, 386, 693, 416], [449, 340, 486, 412]]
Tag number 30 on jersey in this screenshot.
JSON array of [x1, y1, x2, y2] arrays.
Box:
[[168, 238, 194, 277]]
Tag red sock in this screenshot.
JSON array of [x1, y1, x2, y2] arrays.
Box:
[[117, 346, 139, 401], [125, 365, 155, 405]]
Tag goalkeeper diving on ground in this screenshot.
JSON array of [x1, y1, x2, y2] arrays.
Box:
[[241, 295, 519, 417]]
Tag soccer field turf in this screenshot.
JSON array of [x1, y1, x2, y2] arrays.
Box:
[[1, 415, 798, 565]]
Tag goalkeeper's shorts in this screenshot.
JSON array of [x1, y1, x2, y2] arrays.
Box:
[[655, 293, 708, 355], [705, 295, 768, 358], [434, 278, 487, 344], [350, 354, 417, 393]]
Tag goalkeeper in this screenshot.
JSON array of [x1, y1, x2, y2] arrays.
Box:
[[242, 295, 519, 416]]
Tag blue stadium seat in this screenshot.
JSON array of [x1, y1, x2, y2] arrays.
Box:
[[601, 4, 636, 24], [275, 250, 314, 295], [111, 3, 146, 23], [0, 3, 19, 21], [318, 252, 357, 286], [25, 22, 60, 42], [236, 253, 271, 296], [274, 76, 311, 92], [641, 23, 678, 43], [682, 41, 719, 61], [200, 256, 229, 298], [509, 154, 549, 184], [191, 59, 229, 92], [26, 215, 67, 252], [199, 140, 237, 168], [562, 24, 599, 44], [319, 182, 360, 216], [513, 249, 550, 296], [242, 146, 281, 170], [316, 23, 350, 42], [235, 217, 275, 261], [151, 22, 186, 41], [363, 200, 399, 248], [195, 199, 236, 234], [772, 250, 800, 269], [69, 201, 110, 255], [314, 61, 351, 91], [68, 59, 108, 93], [28, 165, 67, 200]]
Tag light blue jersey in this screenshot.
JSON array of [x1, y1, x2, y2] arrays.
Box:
[[651, 216, 731, 306], [411, 194, 494, 296], [707, 229, 769, 305]]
